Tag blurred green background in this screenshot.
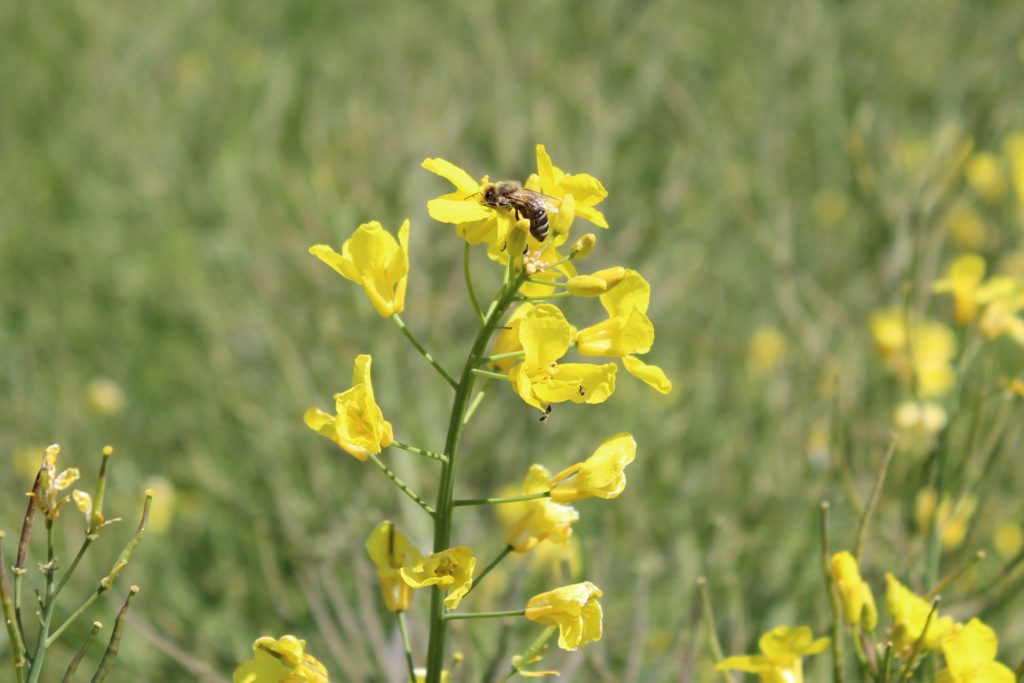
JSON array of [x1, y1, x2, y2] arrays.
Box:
[[2, 0, 1024, 680]]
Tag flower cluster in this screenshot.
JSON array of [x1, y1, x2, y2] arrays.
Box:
[[234, 146, 671, 682]]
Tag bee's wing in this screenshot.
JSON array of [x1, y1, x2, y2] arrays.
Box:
[[525, 189, 561, 214]]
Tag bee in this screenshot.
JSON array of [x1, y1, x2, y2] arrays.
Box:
[[481, 181, 559, 243]]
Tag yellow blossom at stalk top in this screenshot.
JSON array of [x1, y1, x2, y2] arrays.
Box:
[[936, 619, 1015, 683], [869, 309, 957, 398], [575, 269, 672, 394], [525, 581, 603, 651], [309, 219, 410, 318], [716, 625, 829, 683], [304, 354, 393, 461], [964, 152, 1007, 204], [422, 157, 516, 246], [31, 444, 80, 520], [885, 573, 956, 652], [508, 304, 618, 412], [400, 546, 476, 609], [366, 521, 422, 613], [504, 464, 580, 553], [533, 144, 609, 233], [233, 635, 329, 683], [830, 552, 878, 630], [548, 433, 636, 503]]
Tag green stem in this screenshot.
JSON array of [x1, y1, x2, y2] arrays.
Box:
[[479, 350, 525, 365], [468, 546, 513, 595], [390, 441, 448, 463], [423, 273, 525, 683], [927, 551, 985, 601], [498, 626, 557, 682], [516, 291, 573, 302], [820, 502, 845, 683], [453, 492, 550, 507], [697, 577, 733, 683], [54, 538, 94, 598], [61, 621, 101, 683], [470, 368, 510, 382], [0, 533, 28, 683], [392, 314, 458, 390], [46, 593, 101, 648], [898, 598, 939, 680], [465, 243, 485, 325], [26, 522, 56, 683], [854, 439, 896, 562], [89, 586, 138, 683], [443, 609, 525, 621], [525, 277, 567, 288], [462, 380, 490, 426], [369, 455, 435, 516], [397, 612, 417, 683]]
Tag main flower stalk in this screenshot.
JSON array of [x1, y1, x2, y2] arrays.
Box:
[[423, 272, 525, 682]]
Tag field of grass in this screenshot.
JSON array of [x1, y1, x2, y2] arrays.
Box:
[[2, 0, 1024, 680]]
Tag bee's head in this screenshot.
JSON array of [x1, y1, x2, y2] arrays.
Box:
[[482, 184, 498, 204]]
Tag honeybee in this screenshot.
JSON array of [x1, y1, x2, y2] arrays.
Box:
[[481, 181, 559, 243]]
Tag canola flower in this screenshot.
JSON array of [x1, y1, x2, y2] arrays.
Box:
[[964, 151, 1007, 204], [524, 582, 603, 651], [309, 220, 410, 318], [366, 521, 421, 613], [548, 432, 636, 503], [31, 444, 80, 521], [885, 573, 956, 652], [869, 309, 957, 398], [233, 636, 329, 683], [422, 157, 517, 246], [830, 551, 878, 630], [716, 625, 829, 683], [575, 269, 672, 394], [304, 354, 393, 461], [936, 619, 1015, 683], [932, 254, 1018, 326], [504, 464, 580, 553], [400, 547, 476, 610]]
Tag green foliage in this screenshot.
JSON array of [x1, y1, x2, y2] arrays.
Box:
[[1, 0, 1022, 679]]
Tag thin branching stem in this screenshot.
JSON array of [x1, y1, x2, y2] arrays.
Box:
[[397, 612, 417, 683], [820, 502, 845, 683], [369, 455, 435, 516], [467, 546, 513, 596], [444, 609, 525, 621], [855, 439, 896, 562], [390, 441, 447, 463], [697, 577, 734, 683], [453, 492, 549, 507], [392, 314, 458, 390], [464, 243, 486, 325]]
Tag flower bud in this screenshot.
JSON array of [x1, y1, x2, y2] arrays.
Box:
[[570, 234, 596, 259], [565, 267, 626, 297]]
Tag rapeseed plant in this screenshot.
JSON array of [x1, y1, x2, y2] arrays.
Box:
[[235, 145, 669, 682]]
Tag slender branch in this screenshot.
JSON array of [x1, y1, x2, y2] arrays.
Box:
[[454, 492, 550, 507], [470, 368, 509, 382], [369, 455, 435, 516], [820, 502, 845, 683], [479, 350, 525, 365], [392, 314, 458, 390], [465, 243, 485, 325], [61, 621, 101, 683], [443, 609, 525, 621], [25, 521, 57, 683], [854, 439, 896, 562], [390, 441, 448, 463], [927, 551, 985, 601], [525, 277, 567, 288], [898, 598, 939, 680], [54, 537, 95, 598], [498, 626, 557, 682], [462, 380, 490, 426], [89, 585, 138, 683], [15, 472, 41, 655], [515, 291, 573, 302], [697, 577, 733, 683], [878, 642, 894, 683], [0, 532, 28, 682], [467, 546, 513, 595], [397, 612, 417, 683]]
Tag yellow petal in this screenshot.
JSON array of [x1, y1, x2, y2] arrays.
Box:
[[519, 305, 573, 368], [599, 270, 650, 318], [427, 198, 494, 224], [309, 244, 359, 282], [73, 490, 93, 516], [422, 157, 479, 195]]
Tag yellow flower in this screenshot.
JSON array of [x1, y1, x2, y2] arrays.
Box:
[[31, 444, 80, 520], [85, 377, 126, 416], [885, 573, 956, 652], [869, 310, 957, 398], [992, 521, 1023, 561], [575, 270, 672, 394], [549, 433, 636, 503], [830, 552, 878, 630], [233, 635, 329, 683], [504, 465, 579, 553], [716, 625, 829, 683], [894, 401, 948, 435], [916, 492, 978, 551], [400, 547, 476, 610], [978, 283, 1024, 346], [413, 669, 449, 683], [944, 203, 988, 251], [366, 521, 422, 613], [964, 152, 1007, 204], [525, 581, 603, 651], [508, 304, 618, 412], [304, 354, 393, 461], [309, 219, 410, 318], [936, 619, 1015, 683], [747, 326, 788, 375], [422, 157, 516, 246], [534, 144, 609, 234]]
